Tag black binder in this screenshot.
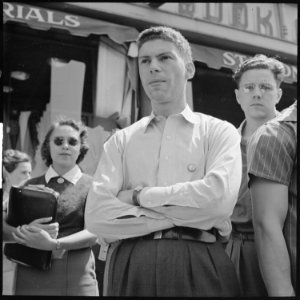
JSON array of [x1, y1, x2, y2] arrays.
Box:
[[4, 185, 59, 270]]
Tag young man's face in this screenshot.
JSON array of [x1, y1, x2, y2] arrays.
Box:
[[138, 39, 193, 108], [235, 68, 282, 121]]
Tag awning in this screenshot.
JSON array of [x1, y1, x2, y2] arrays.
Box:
[[3, 2, 139, 44], [191, 43, 297, 84], [3, 2, 296, 84]]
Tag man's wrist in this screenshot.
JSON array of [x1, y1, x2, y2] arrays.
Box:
[[132, 186, 143, 206], [55, 239, 61, 250]]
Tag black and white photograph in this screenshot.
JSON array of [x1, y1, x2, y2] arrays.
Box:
[[2, 2, 297, 297]]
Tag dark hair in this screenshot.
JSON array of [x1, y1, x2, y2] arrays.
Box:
[[3, 149, 31, 173], [41, 118, 89, 167], [137, 26, 193, 63], [233, 54, 285, 87]]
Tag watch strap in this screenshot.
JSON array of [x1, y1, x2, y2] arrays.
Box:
[[132, 187, 143, 206]]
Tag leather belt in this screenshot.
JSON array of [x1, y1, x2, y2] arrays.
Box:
[[231, 231, 255, 241], [142, 227, 217, 243]]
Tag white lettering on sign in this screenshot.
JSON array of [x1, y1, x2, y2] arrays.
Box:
[[223, 52, 236, 66], [222, 51, 297, 82], [47, 11, 64, 26], [162, 3, 297, 44], [4, 2, 14, 17], [282, 64, 297, 80], [3, 2, 80, 28], [223, 52, 249, 67], [65, 15, 80, 27], [25, 8, 45, 22]]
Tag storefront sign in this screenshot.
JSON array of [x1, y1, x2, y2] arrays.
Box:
[[3, 2, 139, 44], [160, 3, 297, 44], [223, 51, 297, 83], [3, 2, 80, 27], [191, 43, 297, 84]]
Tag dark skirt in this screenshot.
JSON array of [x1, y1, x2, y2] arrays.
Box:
[[107, 238, 241, 297], [15, 247, 99, 296], [226, 234, 268, 297]]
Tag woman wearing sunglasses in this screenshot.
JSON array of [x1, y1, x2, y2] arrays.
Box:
[[3, 119, 99, 296]]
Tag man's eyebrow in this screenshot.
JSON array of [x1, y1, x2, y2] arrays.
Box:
[[138, 51, 173, 59]]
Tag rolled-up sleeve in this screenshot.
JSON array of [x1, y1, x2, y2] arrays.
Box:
[[247, 124, 295, 186]]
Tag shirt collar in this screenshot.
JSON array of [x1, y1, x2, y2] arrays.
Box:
[[144, 105, 199, 132], [180, 105, 200, 124], [144, 112, 156, 129], [237, 119, 246, 135], [276, 101, 297, 122], [45, 165, 82, 185], [238, 110, 281, 136]]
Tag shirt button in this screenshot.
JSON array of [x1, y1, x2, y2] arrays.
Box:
[[166, 135, 171, 140], [57, 177, 65, 184], [165, 156, 169, 160], [187, 164, 197, 172]]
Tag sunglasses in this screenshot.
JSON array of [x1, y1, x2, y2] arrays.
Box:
[[53, 137, 79, 146]]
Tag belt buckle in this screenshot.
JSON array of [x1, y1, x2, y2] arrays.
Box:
[[153, 231, 162, 239]]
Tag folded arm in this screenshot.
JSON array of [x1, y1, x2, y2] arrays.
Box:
[[139, 123, 241, 209], [85, 124, 241, 241], [118, 123, 241, 234], [84, 136, 174, 243]]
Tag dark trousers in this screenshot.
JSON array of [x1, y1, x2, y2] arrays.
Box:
[[107, 238, 241, 297], [226, 233, 268, 297]]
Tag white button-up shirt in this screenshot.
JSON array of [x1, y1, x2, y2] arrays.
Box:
[[85, 105, 242, 243]]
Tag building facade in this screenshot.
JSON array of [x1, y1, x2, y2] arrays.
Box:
[[2, 2, 297, 176]]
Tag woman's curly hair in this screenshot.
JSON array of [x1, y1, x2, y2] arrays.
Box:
[[3, 149, 31, 173], [41, 118, 89, 167]]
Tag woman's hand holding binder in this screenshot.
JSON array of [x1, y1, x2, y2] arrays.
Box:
[[12, 225, 57, 251], [29, 217, 59, 239]]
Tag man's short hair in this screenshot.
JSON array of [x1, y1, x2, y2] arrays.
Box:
[[137, 26, 193, 63], [233, 54, 285, 87]]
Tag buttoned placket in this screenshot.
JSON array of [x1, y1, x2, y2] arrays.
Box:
[[157, 116, 175, 187]]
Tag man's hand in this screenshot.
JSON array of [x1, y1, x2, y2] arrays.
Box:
[[117, 189, 134, 205]]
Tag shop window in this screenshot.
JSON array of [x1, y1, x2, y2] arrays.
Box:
[[3, 23, 98, 152]]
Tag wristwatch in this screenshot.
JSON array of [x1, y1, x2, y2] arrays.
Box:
[[132, 186, 143, 206], [56, 239, 61, 250]]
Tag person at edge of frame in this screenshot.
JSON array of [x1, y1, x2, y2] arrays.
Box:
[[248, 100, 297, 296], [2, 149, 32, 295], [226, 54, 285, 296]]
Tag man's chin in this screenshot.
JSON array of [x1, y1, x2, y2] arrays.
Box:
[[148, 91, 168, 102]]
